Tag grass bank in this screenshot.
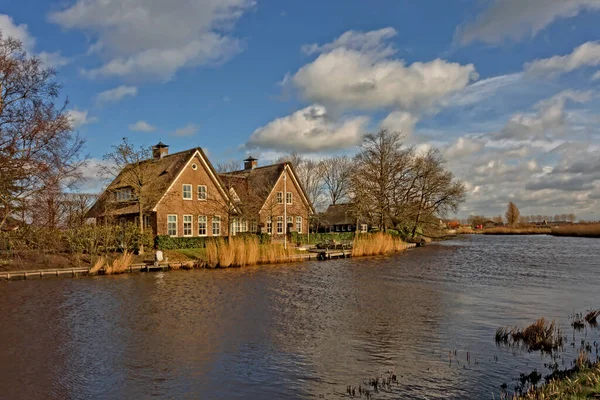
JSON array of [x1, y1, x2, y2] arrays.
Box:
[[551, 224, 600, 238], [482, 226, 551, 235], [514, 362, 600, 399]]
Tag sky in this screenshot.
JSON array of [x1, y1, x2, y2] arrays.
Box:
[[2, 0, 600, 219]]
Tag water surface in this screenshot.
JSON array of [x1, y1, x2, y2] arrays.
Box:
[[1, 235, 599, 399]]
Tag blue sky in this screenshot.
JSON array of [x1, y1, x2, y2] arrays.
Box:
[[2, 0, 600, 218]]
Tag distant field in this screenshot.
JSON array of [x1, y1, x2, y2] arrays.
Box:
[[481, 226, 551, 235]]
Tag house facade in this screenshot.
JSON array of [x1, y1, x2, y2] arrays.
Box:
[[87, 143, 314, 239], [319, 203, 371, 234]]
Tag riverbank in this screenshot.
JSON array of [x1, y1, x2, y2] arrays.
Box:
[[551, 223, 600, 238], [515, 362, 600, 399], [481, 226, 551, 235], [0, 233, 416, 280]]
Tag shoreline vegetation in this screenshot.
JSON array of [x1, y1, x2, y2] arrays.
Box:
[[456, 223, 600, 238], [2, 233, 415, 277]]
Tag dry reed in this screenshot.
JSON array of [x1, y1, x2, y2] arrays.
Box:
[[200, 236, 297, 268], [483, 226, 551, 235], [89, 256, 105, 275], [104, 252, 132, 275], [496, 318, 564, 353], [551, 223, 600, 238], [352, 233, 409, 257]]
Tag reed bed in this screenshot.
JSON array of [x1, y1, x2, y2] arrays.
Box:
[[495, 318, 564, 353], [88, 256, 105, 275], [456, 226, 475, 234], [198, 236, 297, 268], [483, 226, 551, 235], [104, 252, 132, 275], [551, 223, 600, 238], [352, 233, 409, 257]]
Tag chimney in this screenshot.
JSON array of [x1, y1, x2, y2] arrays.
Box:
[[152, 141, 169, 159], [244, 156, 258, 170]]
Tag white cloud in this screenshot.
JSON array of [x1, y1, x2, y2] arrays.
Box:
[[290, 28, 477, 112], [0, 14, 68, 68], [380, 111, 418, 138], [128, 120, 156, 132], [246, 105, 369, 152], [301, 27, 397, 56], [456, 0, 600, 45], [443, 137, 485, 159], [171, 123, 199, 137], [593, 71, 600, 80], [50, 0, 253, 81], [67, 109, 98, 129], [444, 73, 524, 108], [96, 85, 138, 104], [525, 41, 600, 77], [493, 90, 592, 141]]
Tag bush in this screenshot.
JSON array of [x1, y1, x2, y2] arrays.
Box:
[[291, 232, 355, 244]]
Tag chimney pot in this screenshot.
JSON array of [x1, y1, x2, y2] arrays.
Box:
[[244, 156, 258, 170], [152, 141, 169, 159]]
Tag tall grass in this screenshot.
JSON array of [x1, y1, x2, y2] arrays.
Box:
[[551, 223, 600, 238], [352, 233, 409, 257], [89, 256, 105, 275], [199, 236, 297, 268], [496, 318, 564, 353], [483, 226, 551, 235], [104, 252, 132, 275]]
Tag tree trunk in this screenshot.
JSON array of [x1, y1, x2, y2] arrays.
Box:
[[138, 199, 144, 255]]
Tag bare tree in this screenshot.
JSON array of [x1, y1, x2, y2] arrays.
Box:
[[352, 129, 413, 231], [0, 34, 85, 230], [407, 149, 466, 237], [277, 153, 324, 210], [505, 202, 520, 226], [101, 138, 155, 254], [567, 213, 576, 222], [321, 156, 352, 206], [216, 160, 241, 173]]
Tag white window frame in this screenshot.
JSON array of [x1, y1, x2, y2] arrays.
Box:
[[241, 219, 248, 233], [286, 192, 293, 205], [361, 224, 368, 233], [198, 215, 207, 236], [197, 185, 207, 201], [267, 217, 272, 234], [115, 188, 133, 202], [183, 215, 193, 237], [296, 216, 302, 234], [287, 216, 293, 230], [182, 184, 193, 200], [167, 215, 178, 237], [277, 216, 283, 234], [250, 220, 258, 233], [212, 216, 221, 236], [276, 191, 283, 204]]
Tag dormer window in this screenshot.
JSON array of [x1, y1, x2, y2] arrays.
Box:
[[114, 187, 133, 202]]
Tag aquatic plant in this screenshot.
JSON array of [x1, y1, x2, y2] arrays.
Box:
[[352, 233, 408, 257], [585, 309, 600, 326], [88, 256, 105, 275], [496, 318, 564, 353], [104, 252, 132, 275]]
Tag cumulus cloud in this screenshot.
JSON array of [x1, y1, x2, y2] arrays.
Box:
[[456, 0, 600, 45], [0, 14, 68, 67], [49, 0, 253, 81], [246, 105, 369, 152], [67, 109, 98, 129], [290, 28, 477, 112], [96, 85, 138, 104], [380, 111, 418, 138], [171, 123, 199, 137], [443, 137, 485, 159], [525, 41, 600, 77], [493, 90, 592, 141], [593, 71, 600, 81], [128, 120, 156, 132]]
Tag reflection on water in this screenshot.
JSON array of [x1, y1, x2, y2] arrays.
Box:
[[1, 235, 599, 399]]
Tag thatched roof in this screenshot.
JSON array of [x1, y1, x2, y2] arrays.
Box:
[[87, 148, 205, 218], [321, 203, 370, 226]]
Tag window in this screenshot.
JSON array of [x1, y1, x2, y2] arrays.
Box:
[[348, 225, 353, 232], [198, 216, 207, 236], [191, 163, 198, 170], [287, 216, 293, 230], [183, 184, 192, 200], [296, 216, 302, 233], [361, 224, 368, 233], [277, 216, 283, 234], [250, 220, 258, 233], [240, 219, 248, 233], [267, 217, 272, 234], [212, 216, 221, 236], [232, 218, 240, 235], [183, 215, 193, 236], [276, 191, 283, 204], [197, 185, 207, 201], [134, 215, 152, 229], [286, 192, 293, 204], [168, 215, 177, 236], [115, 188, 133, 202]]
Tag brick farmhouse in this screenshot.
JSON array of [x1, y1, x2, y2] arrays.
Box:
[[87, 143, 314, 239]]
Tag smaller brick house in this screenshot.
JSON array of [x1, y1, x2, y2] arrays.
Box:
[[87, 143, 314, 239]]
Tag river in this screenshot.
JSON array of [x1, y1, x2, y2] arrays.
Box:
[[0, 235, 599, 399]]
